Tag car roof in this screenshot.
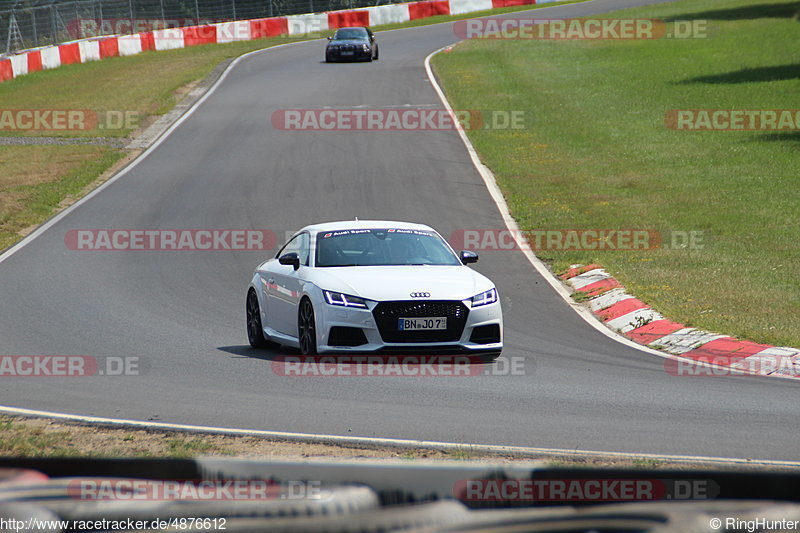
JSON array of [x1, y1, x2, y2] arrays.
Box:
[[301, 220, 436, 234]]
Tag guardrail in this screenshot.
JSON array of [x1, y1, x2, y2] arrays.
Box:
[[0, 0, 561, 84], [0, 0, 404, 55]]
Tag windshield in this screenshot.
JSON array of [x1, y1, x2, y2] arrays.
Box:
[[315, 228, 461, 267], [333, 28, 369, 40]]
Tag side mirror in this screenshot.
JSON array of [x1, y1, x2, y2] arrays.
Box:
[[279, 252, 301, 270], [460, 250, 479, 264], [327, 36, 333, 40]]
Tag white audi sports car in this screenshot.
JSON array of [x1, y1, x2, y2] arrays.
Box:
[[246, 220, 502, 357]]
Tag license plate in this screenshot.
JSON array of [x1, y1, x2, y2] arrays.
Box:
[[398, 317, 447, 331], [341, 51, 354, 56]]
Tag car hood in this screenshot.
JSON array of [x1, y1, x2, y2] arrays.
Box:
[[327, 39, 369, 46], [310, 265, 494, 302]]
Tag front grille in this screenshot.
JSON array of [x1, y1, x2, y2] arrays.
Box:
[[328, 326, 368, 347], [373, 301, 469, 343]]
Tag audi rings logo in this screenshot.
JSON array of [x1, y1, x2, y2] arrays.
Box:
[[410, 292, 431, 298]]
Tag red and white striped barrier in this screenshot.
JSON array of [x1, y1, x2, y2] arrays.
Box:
[[562, 265, 800, 379], [450, 0, 492, 15], [367, 4, 412, 25], [0, 0, 564, 83], [286, 14, 328, 36], [78, 40, 100, 62], [215, 21, 253, 43], [117, 34, 144, 56]]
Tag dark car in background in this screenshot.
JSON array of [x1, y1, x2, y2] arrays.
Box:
[[326, 27, 379, 62]]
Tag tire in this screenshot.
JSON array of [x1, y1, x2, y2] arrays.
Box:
[[374, 45, 379, 61], [298, 297, 318, 355], [246, 289, 270, 349]]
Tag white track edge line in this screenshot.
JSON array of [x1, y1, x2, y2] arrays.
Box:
[[3, 405, 798, 467], [0, 41, 301, 266]]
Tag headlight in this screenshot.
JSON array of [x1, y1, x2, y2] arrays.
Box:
[[471, 288, 497, 307], [324, 290, 368, 309], [362, 44, 370, 51]]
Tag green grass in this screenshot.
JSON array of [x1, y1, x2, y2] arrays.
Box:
[[432, 0, 800, 347], [0, 36, 311, 138], [0, 0, 584, 139], [0, 145, 124, 251], [446, 447, 481, 460], [632, 458, 664, 469], [0, 417, 234, 457], [0, 419, 78, 457], [166, 437, 224, 457]]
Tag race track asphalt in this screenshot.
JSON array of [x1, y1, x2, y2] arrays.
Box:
[[1, 0, 796, 461]]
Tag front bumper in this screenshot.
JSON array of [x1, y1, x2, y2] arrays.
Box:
[[326, 47, 372, 61], [314, 298, 503, 354]]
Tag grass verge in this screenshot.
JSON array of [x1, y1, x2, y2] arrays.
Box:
[[0, 36, 311, 139], [0, 145, 124, 250], [432, 0, 800, 347], [0, 416, 785, 469]]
